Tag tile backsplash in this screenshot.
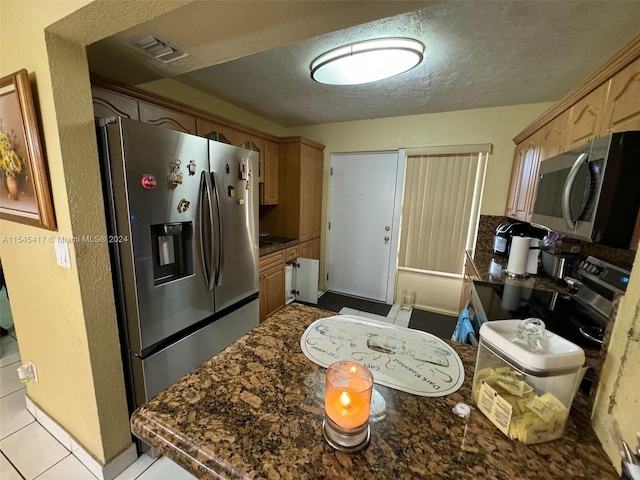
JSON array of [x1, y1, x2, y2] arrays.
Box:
[[476, 215, 637, 271]]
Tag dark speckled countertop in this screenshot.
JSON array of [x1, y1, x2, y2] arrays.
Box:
[[259, 239, 299, 257], [131, 303, 616, 479], [468, 249, 572, 295]]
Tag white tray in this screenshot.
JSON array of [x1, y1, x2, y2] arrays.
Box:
[[300, 315, 464, 397]]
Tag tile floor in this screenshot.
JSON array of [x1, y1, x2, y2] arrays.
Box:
[[0, 289, 196, 480], [338, 302, 412, 327]]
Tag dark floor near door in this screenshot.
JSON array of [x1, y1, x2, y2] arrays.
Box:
[[313, 292, 458, 340], [316, 291, 392, 316], [408, 310, 458, 340]]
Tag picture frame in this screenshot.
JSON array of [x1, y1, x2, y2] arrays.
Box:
[[0, 69, 56, 230]]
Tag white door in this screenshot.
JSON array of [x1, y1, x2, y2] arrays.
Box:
[[327, 151, 402, 302]]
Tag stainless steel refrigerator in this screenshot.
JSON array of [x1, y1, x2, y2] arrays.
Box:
[[97, 117, 259, 413]]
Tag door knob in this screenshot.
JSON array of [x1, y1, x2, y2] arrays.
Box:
[[384, 236, 390, 242]]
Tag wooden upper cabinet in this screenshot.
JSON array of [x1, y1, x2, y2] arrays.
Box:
[[195, 118, 238, 145], [299, 144, 323, 242], [524, 131, 544, 221], [603, 56, 640, 134], [505, 144, 525, 219], [91, 86, 138, 120], [259, 138, 324, 242], [139, 102, 196, 135], [237, 133, 265, 183], [565, 81, 610, 149], [538, 110, 569, 161], [260, 139, 279, 205], [310, 148, 323, 239], [505, 132, 542, 222]]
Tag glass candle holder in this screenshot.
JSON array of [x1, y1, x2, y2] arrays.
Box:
[[323, 361, 373, 452]]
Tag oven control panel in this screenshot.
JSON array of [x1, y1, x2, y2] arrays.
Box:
[[578, 256, 630, 296]]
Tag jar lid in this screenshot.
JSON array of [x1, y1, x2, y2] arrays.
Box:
[[479, 319, 585, 372]]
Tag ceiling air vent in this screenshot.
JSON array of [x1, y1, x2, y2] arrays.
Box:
[[133, 35, 189, 63]]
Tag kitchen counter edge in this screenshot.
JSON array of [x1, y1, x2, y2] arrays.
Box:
[[130, 303, 616, 480]]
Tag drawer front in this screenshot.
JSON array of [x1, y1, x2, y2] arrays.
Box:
[[285, 246, 299, 262], [259, 250, 285, 273]]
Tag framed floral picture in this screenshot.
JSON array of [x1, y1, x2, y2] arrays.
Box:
[[0, 69, 56, 230]]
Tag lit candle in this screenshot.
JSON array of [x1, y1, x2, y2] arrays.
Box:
[[323, 361, 373, 451]]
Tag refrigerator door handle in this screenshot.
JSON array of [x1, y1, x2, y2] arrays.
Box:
[[199, 171, 215, 290], [211, 172, 224, 286]]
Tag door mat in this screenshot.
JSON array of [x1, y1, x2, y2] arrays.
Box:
[[300, 315, 464, 397]]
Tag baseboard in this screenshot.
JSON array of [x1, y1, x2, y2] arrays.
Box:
[[414, 304, 458, 317], [25, 395, 137, 480]]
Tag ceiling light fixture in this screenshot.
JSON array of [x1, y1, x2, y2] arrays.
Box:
[[310, 38, 424, 86]]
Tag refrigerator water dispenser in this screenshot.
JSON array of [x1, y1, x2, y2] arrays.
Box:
[[151, 222, 194, 285]]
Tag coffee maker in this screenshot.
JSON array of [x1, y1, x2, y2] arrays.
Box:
[[493, 219, 546, 257]]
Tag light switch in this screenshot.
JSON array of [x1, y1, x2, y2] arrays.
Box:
[[54, 238, 71, 269]]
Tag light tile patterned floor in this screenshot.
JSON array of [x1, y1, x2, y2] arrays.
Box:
[[338, 302, 412, 327], [0, 289, 196, 480]]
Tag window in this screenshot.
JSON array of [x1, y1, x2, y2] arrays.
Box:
[[398, 145, 489, 275]]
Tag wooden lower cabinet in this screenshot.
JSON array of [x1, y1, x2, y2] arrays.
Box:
[[285, 245, 299, 262], [259, 264, 285, 324], [259, 251, 286, 323], [311, 238, 320, 260], [259, 243, 321, 322], [298, 239, 320, 260]]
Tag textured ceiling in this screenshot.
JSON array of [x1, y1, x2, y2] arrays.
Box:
[[88, 1, 640, 127]]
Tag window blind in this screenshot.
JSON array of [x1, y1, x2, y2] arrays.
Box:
[[398, 151, 487, 275]]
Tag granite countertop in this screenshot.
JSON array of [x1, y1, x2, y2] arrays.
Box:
[[131, 303, 617, 480], [259, 239, 299, 257], [468, 249, 572, 295]]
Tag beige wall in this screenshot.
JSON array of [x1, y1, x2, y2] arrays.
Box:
[[0, 0, 127, 463], [592, 247, 640, 473], [3, 0, 634, 472], [0, 0, 191, 464], [290, 102, 551, 216], [288, 103, 551, 290], [2, 0, 434, 465], [396, 271, 462, 315], [138, 78, 289, 138]]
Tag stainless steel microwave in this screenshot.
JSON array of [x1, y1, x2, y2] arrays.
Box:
[[530, 131, 640, 248]]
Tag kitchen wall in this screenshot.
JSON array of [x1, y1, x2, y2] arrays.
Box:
[[141, 69, 552, 308], [3, 0, 435, 465], [289, 103, 551, 310], [0, 0, 132, 464], [289, 103, 552, 216], [6, 0, 631, 470], [138, 40, 640, 476], [592, 246, 640, 472]]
